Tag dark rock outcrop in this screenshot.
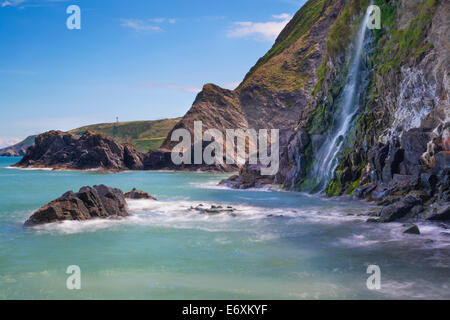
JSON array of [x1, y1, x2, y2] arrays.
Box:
[[426, 203, 450, 221], [377, 195, 422, 222], [189, 204, 236, 216], [403, 224, 421, 235], [14, 130, 144, 171], [219, 165, 275, 189], [124, 188, 157, 200], [24, 185, 128, 226]]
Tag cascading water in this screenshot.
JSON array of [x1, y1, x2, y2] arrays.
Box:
[[311, 6, 373, 192]]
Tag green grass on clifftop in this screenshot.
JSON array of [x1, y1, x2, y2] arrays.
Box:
[[239, 0, 326, 88], [70, 118, 180, 152]]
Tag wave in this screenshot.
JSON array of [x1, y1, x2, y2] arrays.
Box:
[[6, 166, 54, 171], [337, 221, 450, 249], [28, 198, 373, 235]]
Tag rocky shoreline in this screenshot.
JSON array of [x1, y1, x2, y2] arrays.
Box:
[[13, 130, 236, 173]]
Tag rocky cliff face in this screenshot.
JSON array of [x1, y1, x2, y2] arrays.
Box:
[[147, 0, 346, 171], [227, 0, 449, 221], [14, 130, 145, 171]]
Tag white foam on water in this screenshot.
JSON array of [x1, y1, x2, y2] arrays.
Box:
[[27, 197, 374, 236], [191, 181, 276, 193], [337, 220, 450, 250], [6, 166, 54, 171], [26, 197, 450, 255], [379, 279, 450, 300]]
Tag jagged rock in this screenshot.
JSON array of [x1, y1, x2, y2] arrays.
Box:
[[24, 185, 128, 226], [400, 129, 430, 176], [14, 130, 144, 171], [434, 151, 450, 171], [421, 173, 439, 194], [354, 183, 377, 199], [426, 203, 450, 221], [219, 165, 274, 189], [403, 224, 421, 235], [189, 204, 236, 215], [378, 195, 422, 222], [142, 0, 345, 173], [124, 188, 157, 200], [376, 195, 401, 206]]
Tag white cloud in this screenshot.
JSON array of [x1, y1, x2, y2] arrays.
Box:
[[0, 137, 22, 148], [1, 0, 24, 7], [149, 18, 165, 23], [120, 17, 177, 33], [144, 82, 202, 94], [120, 19, 162, 33], [272, 13, 292, 20], [227, 13, 293, 41], [1, 0, 68, 8]]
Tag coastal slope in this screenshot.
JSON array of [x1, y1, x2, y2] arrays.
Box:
[[146, 0, 346, 170], [0, 135, 36, 157], [225, 0, 450, 221]]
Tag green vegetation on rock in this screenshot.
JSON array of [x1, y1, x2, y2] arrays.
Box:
[[239, 0, 326, 91], [70, 118, 181, 152], [375, 0, 436, 74]]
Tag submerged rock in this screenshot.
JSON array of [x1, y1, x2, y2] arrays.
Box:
[[403, 224, 421, 235], [124, 188, 157, 200], [190, 204, 236, 216], [24, 185, 128, 226], [219, 165, 274, 189]]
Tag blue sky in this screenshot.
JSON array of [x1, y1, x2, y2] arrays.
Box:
[[0, 0, 306, 147]]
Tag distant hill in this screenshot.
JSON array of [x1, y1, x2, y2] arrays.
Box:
[[0, 118, 180, 156], [0, 135, 36, 157], [69, 118, 181, 152]]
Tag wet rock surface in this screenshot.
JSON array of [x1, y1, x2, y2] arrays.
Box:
[[189, 204, 237, 216], [219, 165, 274, 189], [403, 224, 421, 235], [124, 188, 157, 200], [24, 185, 128, 226]]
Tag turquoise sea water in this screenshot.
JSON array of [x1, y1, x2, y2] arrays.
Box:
[[0, 157, 449, 299]]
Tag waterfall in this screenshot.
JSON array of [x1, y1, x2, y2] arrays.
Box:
[[311, 6, 373, 192]]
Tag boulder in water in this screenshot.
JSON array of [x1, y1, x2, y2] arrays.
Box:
[[24, 185, 128, 226], [403, 224, 421, 235], [124, 188, 157, 200], [190, 204, 236, 215]]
